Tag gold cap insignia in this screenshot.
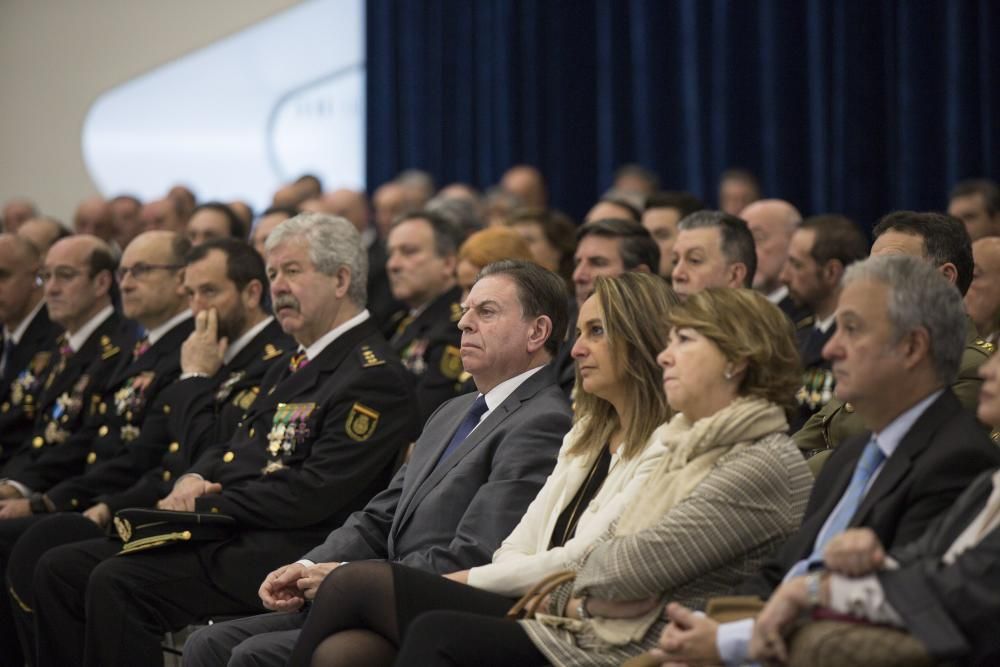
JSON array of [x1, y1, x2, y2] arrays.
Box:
[[262, 344, 284, 361]]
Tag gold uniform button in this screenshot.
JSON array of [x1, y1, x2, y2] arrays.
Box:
[[163, 404, 171, 414], [168, 442, 180, 453], [162, 470, 172, 482], [249, 428, 255, 438], [86, 452, 97, 464], [210, 507, 219, 513], [1, 403, 8, 413], [99, 403, 107, 414], [32, 436, 44, 448], [98, 425, 109, 437], [223, 452, 235, 463], [71, 498, 79, 508], [126, 411, 133, 421], [844, 403, 855, 413]]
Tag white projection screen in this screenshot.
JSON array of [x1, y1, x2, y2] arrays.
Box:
[[82, 0, 365, 211]]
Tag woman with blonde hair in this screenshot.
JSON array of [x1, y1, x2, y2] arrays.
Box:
[[285, 272, 678, 666], [384, 288, 813, 665]]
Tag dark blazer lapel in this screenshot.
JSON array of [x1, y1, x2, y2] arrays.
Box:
[[395, 393, 477, 520], [395, 366, 553, 532], [108, 317, 191, 386], [798, 437, 864, 543], [225, 320, 285, 372], [851, 390, 956, 527], [36, 314, 120, 408]]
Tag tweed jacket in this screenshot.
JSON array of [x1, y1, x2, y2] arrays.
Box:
[[522, 432, 813, 667]]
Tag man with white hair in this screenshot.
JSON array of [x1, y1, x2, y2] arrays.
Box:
[[29, 214, 422, 666]]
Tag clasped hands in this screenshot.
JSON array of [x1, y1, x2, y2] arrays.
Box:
[[258, 561, 342, 612]]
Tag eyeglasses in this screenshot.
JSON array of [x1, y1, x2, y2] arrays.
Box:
[[38, 267, 84, 284], [115, 263, 182, 281]]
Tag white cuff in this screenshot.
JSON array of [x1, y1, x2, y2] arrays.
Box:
[[716, 618, 755, 666]]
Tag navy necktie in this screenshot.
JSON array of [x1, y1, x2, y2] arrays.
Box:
[[436, 395, 489, 466]]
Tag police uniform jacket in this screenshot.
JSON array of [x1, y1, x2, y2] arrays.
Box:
[[385, 285, 465, 422], [793, 317, 993, 457], [14, 315, 193, 502], [790, 316, 836, 432], [185, 317, 420, 601], [97, 318, 292, 513], [0, 312, 128, 479], [0, 305, 61, 465]]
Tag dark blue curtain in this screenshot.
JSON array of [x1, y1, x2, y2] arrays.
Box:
[[366, 0, 998, 229]]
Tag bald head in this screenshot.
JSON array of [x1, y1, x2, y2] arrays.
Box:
[[501, 165, 547, 209], [142, 199, 186, 235], [17, 217, 68, 255], [74, 196, 115, 242], [2, 198, 38, 233], [741, 199, 801, 293], [966, 237, 1000, 336]]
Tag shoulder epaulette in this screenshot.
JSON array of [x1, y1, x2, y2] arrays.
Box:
[[100, 335, 121, 360], [450, 302, 463, 323], [971, 338, 995, 356], [358, 345, 386, 368]]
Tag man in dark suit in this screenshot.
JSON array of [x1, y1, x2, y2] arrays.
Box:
[[0, 234, 61, 466], [383, 210, 465, 422], [28, 213, 421, 667], [751, 468, 1000, 666], [182, 259, 572, 667], [795, 211, 988, 456], [652, 255, 1000, 666]]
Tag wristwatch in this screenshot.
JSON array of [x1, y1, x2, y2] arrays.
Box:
[[28, 492, 51, 514], [576, 596, 591, 620], [805, 571, 824, 608]]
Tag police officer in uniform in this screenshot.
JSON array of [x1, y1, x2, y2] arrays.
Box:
[[0, 235, 61, 467], [384, 210, 465, 422], [795, 211, 990, 465], [5, 238, 292, 657], [0, 231, 193, 507], [29, 213, 421, 667]]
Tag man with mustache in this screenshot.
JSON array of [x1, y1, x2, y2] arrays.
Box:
[[182, 260, 569, 667], [27, 214, 421, 667]]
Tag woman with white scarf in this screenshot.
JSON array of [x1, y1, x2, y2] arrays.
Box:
[[293, 288, 814, 666]]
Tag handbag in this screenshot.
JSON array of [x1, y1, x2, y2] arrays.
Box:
[[786, 616, 935, 667], [506, 570, 576, 620], [113, 507, 236, 555]]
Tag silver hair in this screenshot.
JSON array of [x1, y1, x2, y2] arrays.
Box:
[[265, 212, 368, 307], [842, 254, 966, 384]]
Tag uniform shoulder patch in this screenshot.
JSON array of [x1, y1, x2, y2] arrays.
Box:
[[262, 343, 284, 360], [450, 302, 463, 323], [440, 345, 463, 379], [358, 345, 386, 368], [346, 402, 380, 441]]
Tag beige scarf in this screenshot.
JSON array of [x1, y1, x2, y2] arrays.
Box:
[[537, 396, 788, 645]]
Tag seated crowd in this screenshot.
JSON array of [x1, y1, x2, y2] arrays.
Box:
[[0, 168, 998, 667]]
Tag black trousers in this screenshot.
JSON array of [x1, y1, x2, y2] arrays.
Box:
[[6, 513, 104, 666], [32, 536, 260, 667], [288, 561, 546, 667], [0, 514, 45, 667]]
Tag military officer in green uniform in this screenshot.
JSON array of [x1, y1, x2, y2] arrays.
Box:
[[384, 210, 466, 422], [27, 213, 421, 667], [794, 211, 992, 470]]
